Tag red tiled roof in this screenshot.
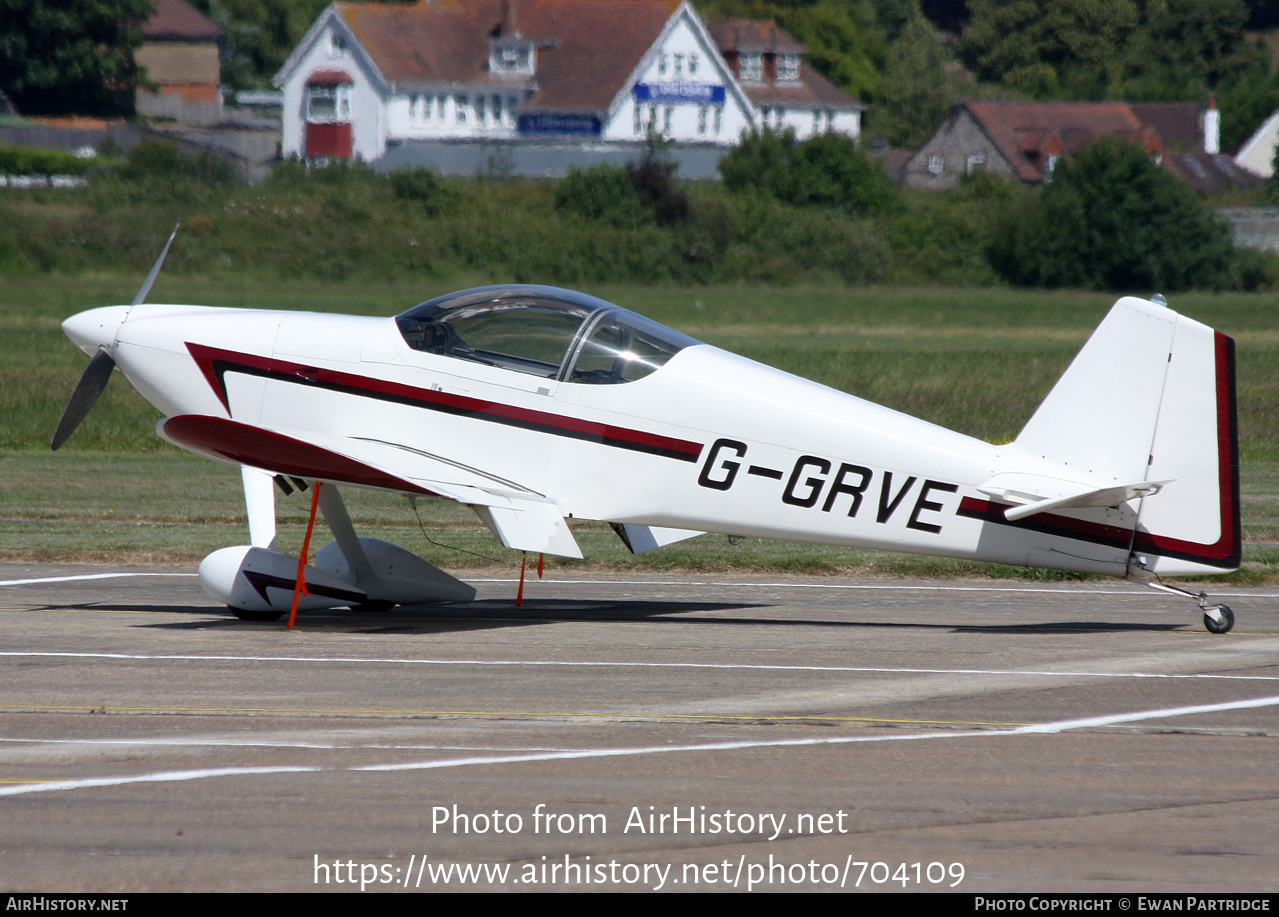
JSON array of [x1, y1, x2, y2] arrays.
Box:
[[1162, 151, 1264, 194], [1129, 102, 1201, 149], [706, 19, 805, 54], [706, 17, 856, 111], [339, 0, 680, 114], [740, 65, 861, 111], [142, 0, 224, 42], [962, 100, 1154, 182]]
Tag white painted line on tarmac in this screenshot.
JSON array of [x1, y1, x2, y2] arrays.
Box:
[[0, 766, 317, 796], [1, 650, 1276, 681], [357, 693, 1279, 772], [1015, 695, 1279, 734], [2, 694, 1275, 797], [0, 573, 195, 586]]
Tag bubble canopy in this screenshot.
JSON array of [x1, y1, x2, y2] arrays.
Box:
[[396, 285, 701, 384]]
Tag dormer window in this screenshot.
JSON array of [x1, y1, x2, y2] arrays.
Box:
[[328, 31, 347, 57], [688, 53, 699, 75], [777, 54, 799, 82], [740, 53, 762, 82], [490, 40, 534, 75]]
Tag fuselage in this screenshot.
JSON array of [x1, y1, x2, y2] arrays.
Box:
[[60, 299, 1185, 577]]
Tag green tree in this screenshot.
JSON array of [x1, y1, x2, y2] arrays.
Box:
[[873, 10, 955, 146], [190, 0, 329, 90], [988, 137, 1234, 291], [1120, 0, 1259, 101], [0, 0, 154, 114], [959, 0, 1138, 98], [1220, 57, 1279, 153]]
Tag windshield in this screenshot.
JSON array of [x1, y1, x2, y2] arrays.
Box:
[[396, 285, 699, 383]]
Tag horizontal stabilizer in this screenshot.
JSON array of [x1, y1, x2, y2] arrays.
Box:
[[980, 478, 1172, 522]]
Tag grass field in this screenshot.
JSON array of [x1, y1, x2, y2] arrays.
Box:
[[2, 276, 1276, 582]]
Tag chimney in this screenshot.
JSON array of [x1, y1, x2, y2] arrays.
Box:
[[1204, 95, 1220, 155], [500, 0, 518, 37]]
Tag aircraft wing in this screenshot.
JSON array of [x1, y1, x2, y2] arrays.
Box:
[[157, 414, 583, 557]]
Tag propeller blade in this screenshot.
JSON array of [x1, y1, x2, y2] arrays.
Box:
[[51, 348, 117, 451], [132, 223, 180, 306]]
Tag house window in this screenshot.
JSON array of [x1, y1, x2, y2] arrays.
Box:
[[698, 106, 707, 136], [436, 95, 447, 120], [674, 53, 684, 77], [740, 53, 762, 82], [455, 95, 469, 123], [491, 42, 534, 75], [966, 151, 985, 175], [663, 106, 672, 134], [778, 54, 799, 82], [634, 104, 643, 135], [492, 94, 502, 125], [713, 106, 722, 135], [657, 53, 668, 76], [928, 154, 943, 176], [475, 94, 486, 124], [688, 54, 699, 75], [328, 32, 346, 57], [307, 84, 351, 121]]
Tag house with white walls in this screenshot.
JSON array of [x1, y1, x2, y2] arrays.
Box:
[[273, 0, 861, 166]]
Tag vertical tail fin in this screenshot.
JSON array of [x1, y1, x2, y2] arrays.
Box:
[[1014, 297, 1238, 574]]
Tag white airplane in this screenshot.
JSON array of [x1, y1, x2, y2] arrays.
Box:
[[53, 231, 1240, 632]]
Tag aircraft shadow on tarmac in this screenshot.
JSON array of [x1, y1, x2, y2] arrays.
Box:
[[42, 599, 1191, 636], [63, 598, 757, 635]]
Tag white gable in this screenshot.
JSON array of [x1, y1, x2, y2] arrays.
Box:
[[1236, 110, 1279, 179], [601, 3, 754, 145]]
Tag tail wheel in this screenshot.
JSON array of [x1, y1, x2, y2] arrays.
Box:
[[1203, 605, 1234, 634]]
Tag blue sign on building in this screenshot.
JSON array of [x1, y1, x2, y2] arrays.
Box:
[[634, 82, 726, 105], [518, 113, 603, 136]]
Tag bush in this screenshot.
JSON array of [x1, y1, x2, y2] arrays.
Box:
[[720, 129, 898, 216], [389, 166, 453, 215], [555, 162, 648, 227], [720, 129, 798, 200], [0, 145, 93, 176], [115, 139, 235, 186], [988, 137, 1236, 291]]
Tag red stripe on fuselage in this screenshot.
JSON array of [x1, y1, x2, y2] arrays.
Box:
[[185, 342, 703, 461]]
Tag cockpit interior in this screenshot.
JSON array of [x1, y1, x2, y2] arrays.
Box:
[[396, 286, 699, 384]]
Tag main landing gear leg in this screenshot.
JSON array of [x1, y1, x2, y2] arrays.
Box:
[[1126, 575, 1234, 634]]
